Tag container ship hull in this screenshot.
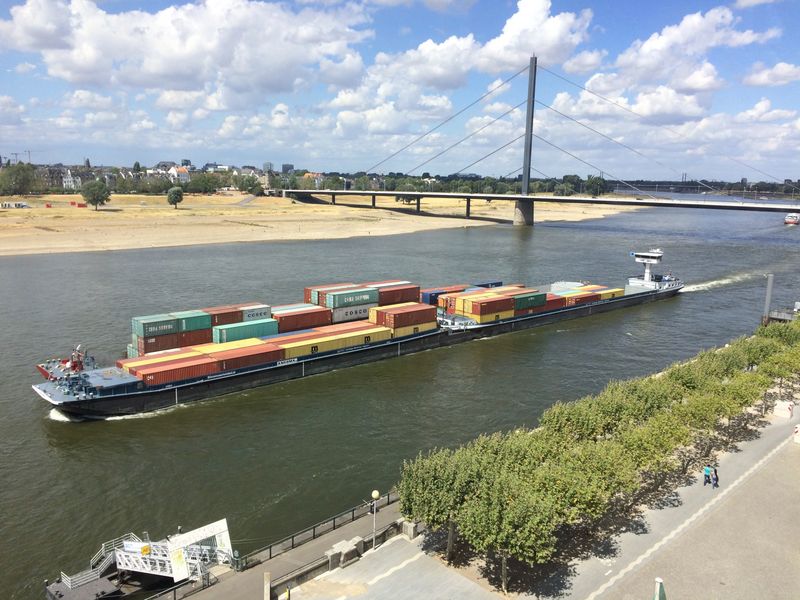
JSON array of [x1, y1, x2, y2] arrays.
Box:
[[35, 284, 680, 419]]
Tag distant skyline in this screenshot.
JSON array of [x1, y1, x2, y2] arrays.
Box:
[[0, 0, 798, 181]]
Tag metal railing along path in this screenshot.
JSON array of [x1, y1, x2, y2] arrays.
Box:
[[238, 489, 399, 569], [285, 189, 800, 213]]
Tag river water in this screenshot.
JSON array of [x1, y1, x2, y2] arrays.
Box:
[[1, 201, 797, 598]]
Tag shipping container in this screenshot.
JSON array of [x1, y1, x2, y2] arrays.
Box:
[[131, 314, 178, 337], [304, 283, 355, 304], [378, 284, 420, 306], [578, 284, 605, 291], [169, 310, 212, 332], [135, 356, 220, 386], [271, 303, 317, 314], [390, 321, 438, 338], [473, 280, 503, 288], [126, 344, 138, 359], [118, 349, 203, 372], [511, 292, 547, 310], [307, 283, 356, 305], [362, 280, 411, 289], [177, 328, 212, 347], [208, 344, 284, 371], [213, 318, 279, 343], [324, 287, 380, 309], [332, 304, 377, 323], [461, 310, 515, 324], [368, 302, 416, 324], [240, 304, 272, 321], [373, 304, 438, 329], [274, 306, 332, 333], [456, 293, 501, 314], [190, 338, 265, 354], [135, 333, 179, 354], [599, 288, 625, 300], [568, 292, 601, 306], [278, 327, 392, 359], [463, 296, 516, 315], [201, 305, 243, 326]]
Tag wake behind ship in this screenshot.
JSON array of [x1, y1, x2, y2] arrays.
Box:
[[33, 250, 682, 419]]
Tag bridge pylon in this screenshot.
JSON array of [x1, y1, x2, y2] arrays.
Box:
[[515, 55, 537, 226]]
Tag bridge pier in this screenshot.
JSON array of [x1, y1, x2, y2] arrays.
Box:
[[513, 199, 534, 225], [331, 194, 336, 205], [416, 197, 420, 213], [466, 198, 471, 218], [371, 195, 376, 208]]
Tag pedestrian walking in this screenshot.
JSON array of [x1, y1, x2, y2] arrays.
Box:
[[703, 464, 711, 486], [712, 468, 719, 489]]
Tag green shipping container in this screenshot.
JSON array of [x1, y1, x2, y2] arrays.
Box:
[[170, 310, 213, 332], [213, 318, 279, 343], [126, 344, 139, 359], [514, 292, 547, 310], [325, 288, 379, 309], [131, 314, 178, 337]]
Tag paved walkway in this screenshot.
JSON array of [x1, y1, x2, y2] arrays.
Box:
[[192, 409, 799, 600], [560, 410, 800, 600], [194, 502, 402, 600]]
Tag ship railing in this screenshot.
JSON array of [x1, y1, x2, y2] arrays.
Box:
[[90, 532, 142, 568], [238, 489, 399, 569], [60, 552, 116, 589]]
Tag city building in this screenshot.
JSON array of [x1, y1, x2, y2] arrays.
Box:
[[263, 162, 274, 172], [281, 163, 294, 174]]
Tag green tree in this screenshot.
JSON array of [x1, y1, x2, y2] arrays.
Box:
[[585, 175, 609, 196], [133, 161, 141, 172], [355, 175, 371, 190], [187, 173, 218, 194], [167, 186, 183, 209], [0, 163, 37, 195], [81, 179, 110, 210], [553, 183, 574, 196]]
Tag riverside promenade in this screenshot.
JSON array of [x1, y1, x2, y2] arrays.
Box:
[[192, 409, 799, 600]]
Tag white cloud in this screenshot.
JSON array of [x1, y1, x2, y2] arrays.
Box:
[[563, 49, 607, 74], [734, 0, 780, 8], [165, 111, 188, 128], [319, 51, 365, 88], [64, 90, 114, 109], [155, 90, 206, 111], [0, 0, 373, 104], [14, 62, 36, 73], [735, 98, 796, 122], [0, 96, 26, 124], [744, 61, 800, 86], [477, 0, 592, 72]]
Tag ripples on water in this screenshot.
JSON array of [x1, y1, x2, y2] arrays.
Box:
[[1, 203, 799, 598]]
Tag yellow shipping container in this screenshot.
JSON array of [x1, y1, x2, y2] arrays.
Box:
[[461, 310, 514, 324], [190, 338, 265, 354], [599, 288, 625, 299], [391, 321, 438, 338], [279, 327, 392, 358], [122, 350, 202, 372]]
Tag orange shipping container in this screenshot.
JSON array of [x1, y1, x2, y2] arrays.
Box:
[[135, 356, 220, 386], [208, 344, 284, 370]]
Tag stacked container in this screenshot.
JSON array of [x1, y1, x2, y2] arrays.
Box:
[[213, 318, 279, 343], [271, 304, 333, 333], [368, 303, 438, 337]]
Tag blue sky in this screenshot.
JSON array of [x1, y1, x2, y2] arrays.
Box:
[[0, 0, 798, 181]]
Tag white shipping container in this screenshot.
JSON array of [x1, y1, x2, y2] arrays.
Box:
[[241, 304, 272, 321], [363, 280, 411, 289], [332, 303, 378, 323]]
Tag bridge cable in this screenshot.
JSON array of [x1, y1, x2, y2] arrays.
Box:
[[455, 134, 526, 175], [405, 99, 527, 175], [364, 64, 530, 174], [536, 101, 723, 195], [537, 64, 800, 194]]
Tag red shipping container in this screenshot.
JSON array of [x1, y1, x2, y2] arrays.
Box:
[[135, 356, 220, 386], [201, 305, 243, 326], [374, 304, 437, 328], [178, 329, 213, 346], [569, 292, 601, 306], [469, 296, 515, 315], [275, 306, 332, 333], [378, 285, 420, 306], [209, 344, 285, 370], [136, 333, 179, 354]]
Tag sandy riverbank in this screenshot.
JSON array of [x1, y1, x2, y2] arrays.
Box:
[[0, 192, 640, 256]]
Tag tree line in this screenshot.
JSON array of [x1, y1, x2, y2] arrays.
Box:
[[398, 320, 800, 592]]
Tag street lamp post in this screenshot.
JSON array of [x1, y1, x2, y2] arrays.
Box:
[[371, 489, 380, 550]]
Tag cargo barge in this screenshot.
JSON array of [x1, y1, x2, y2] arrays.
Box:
[[33, 250, 682, 419]]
